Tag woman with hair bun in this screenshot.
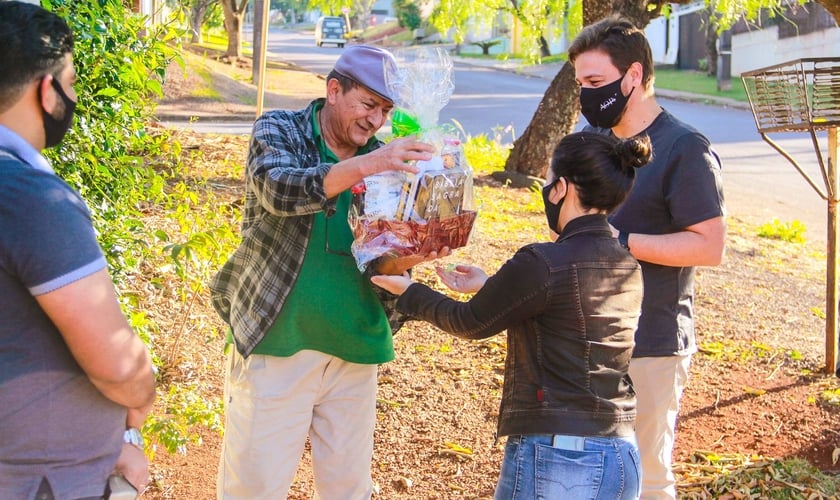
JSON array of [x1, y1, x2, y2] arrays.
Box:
[[372, 131, 652, 499]]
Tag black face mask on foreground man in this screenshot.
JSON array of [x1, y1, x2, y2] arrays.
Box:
[[40, 76, 76, 148]]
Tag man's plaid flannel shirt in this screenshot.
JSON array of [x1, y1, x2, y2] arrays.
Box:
[[210, 99, 405, 357]]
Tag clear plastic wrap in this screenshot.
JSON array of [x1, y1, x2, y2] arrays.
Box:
[[348, 47, 477, 271]]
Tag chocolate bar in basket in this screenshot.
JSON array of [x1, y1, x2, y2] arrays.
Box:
[[401, 168, 469, 221], [350, 167, 477, 269]]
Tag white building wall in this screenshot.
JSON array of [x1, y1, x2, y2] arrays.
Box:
[[371, 0, 394, 16], [544, 15, 678, 65], [645, 15, 680, 66], [732, 26, 840, 75]]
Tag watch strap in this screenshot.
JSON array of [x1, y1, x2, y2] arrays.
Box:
[[124, 427, 144, 449], [618, 230, 630, 251]]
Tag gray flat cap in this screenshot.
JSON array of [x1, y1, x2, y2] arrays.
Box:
[[333, 45, 396, 102]]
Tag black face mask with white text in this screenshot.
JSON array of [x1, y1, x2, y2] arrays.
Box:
[[579, 74, 634, 129]]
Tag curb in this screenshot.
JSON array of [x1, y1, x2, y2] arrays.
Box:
[[656, 89, 750, 111], [153, 113, 256, 123], [452, 56, 751, 111]]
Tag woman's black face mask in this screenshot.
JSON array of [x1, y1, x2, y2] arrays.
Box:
[[542, 180, 564, 233]]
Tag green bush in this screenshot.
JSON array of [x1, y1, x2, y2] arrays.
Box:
[[43, 0, 183, 279], [393, 0, 422, 30], [44, 0, 178, 198], [464, 133, 511, 174], [757, 218, 807, 243], [41, 0, 229, 455]]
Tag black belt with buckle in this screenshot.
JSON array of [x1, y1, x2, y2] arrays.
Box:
[[35, 477, 106, 500]]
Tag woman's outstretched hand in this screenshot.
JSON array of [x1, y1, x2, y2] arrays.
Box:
[[435, 264, 487, 294], [374, 247, 452, 276]]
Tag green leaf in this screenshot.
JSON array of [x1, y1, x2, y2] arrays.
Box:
[[96, 87, 120, 97]]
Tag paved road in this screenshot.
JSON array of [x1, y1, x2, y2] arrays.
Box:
[[169, 27, 834, 245]]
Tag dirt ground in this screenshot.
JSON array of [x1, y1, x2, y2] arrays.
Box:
[[145, 47, 840, 499], [155, 46, 326, 120]]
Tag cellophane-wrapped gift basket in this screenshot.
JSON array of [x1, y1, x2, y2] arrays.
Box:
[[348, 47, 478, 271]]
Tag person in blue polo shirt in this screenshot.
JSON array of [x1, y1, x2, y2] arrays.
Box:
[[211, 45, 447, 499], [0, 2, 156, 498]]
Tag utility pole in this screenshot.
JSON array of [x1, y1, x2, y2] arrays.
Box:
[[253, 0, 271, 117]]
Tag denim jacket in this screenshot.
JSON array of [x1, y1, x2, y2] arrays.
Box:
[[397, 214, 642, 438]]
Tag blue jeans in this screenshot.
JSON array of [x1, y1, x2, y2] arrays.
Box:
[[494, 434, 641, 500]]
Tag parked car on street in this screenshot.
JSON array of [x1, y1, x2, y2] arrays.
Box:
[[315, 16, 346, 48]]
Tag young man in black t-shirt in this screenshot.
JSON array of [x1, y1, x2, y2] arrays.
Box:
[[569, 16, 726, 500]]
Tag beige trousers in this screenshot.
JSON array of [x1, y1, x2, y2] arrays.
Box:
[[217, 349, 378, 500], [629, 354, 692, 500]]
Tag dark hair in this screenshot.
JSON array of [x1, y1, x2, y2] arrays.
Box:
[[0, 1, 73, 112], [567, 15, 654, 89], [326, 69, 361, 95], [549, 131, 652, 213]]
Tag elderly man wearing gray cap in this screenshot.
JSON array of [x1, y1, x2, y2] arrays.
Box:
[[211, 45, 445, 499]]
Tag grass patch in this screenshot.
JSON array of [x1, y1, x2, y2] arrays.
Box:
[[697, 339, 794, 363], [386, 29, 417, 44], [457, 52, 513, 61], [285, 22, 315, 33], [189, 64, 221, 100], [539, 54, 567, 65], [196, 29, 253, 56], [359, 20, 400, 39], [464, 134, 511, 174], [822, 384, 840, 406], [757, 218, 807, 243], [654, 67, 749, 102]]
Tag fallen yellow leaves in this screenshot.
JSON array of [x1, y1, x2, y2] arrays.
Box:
[[675, 451, 839, 498], [438, 441, 474, 461], [743, 386, 767, 396]]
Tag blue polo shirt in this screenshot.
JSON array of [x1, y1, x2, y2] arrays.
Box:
[[0, 127, 125, 499]]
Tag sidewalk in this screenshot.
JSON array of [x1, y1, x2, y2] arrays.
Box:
[[452, 56, 750, 110], [155, 50, 749, 123]]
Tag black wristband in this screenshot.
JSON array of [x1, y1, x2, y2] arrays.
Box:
[[618, 231, 631, 251]]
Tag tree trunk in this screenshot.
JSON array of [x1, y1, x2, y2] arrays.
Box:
[[502, 0, 662, 180], [702, 9, 718, 76], [495, 64, 578, 187], [616, 1, 661, 27], [539, 36, 551, 58], [221, 0, 247, 60], [189, 4, 206, 44], [226, 16, 242, 59], [501, 0, 611, 181], [818, 0, 839, 21]]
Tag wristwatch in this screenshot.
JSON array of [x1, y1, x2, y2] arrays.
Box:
[[123, 427, 144, 449], [618, 230, 631, 252]]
